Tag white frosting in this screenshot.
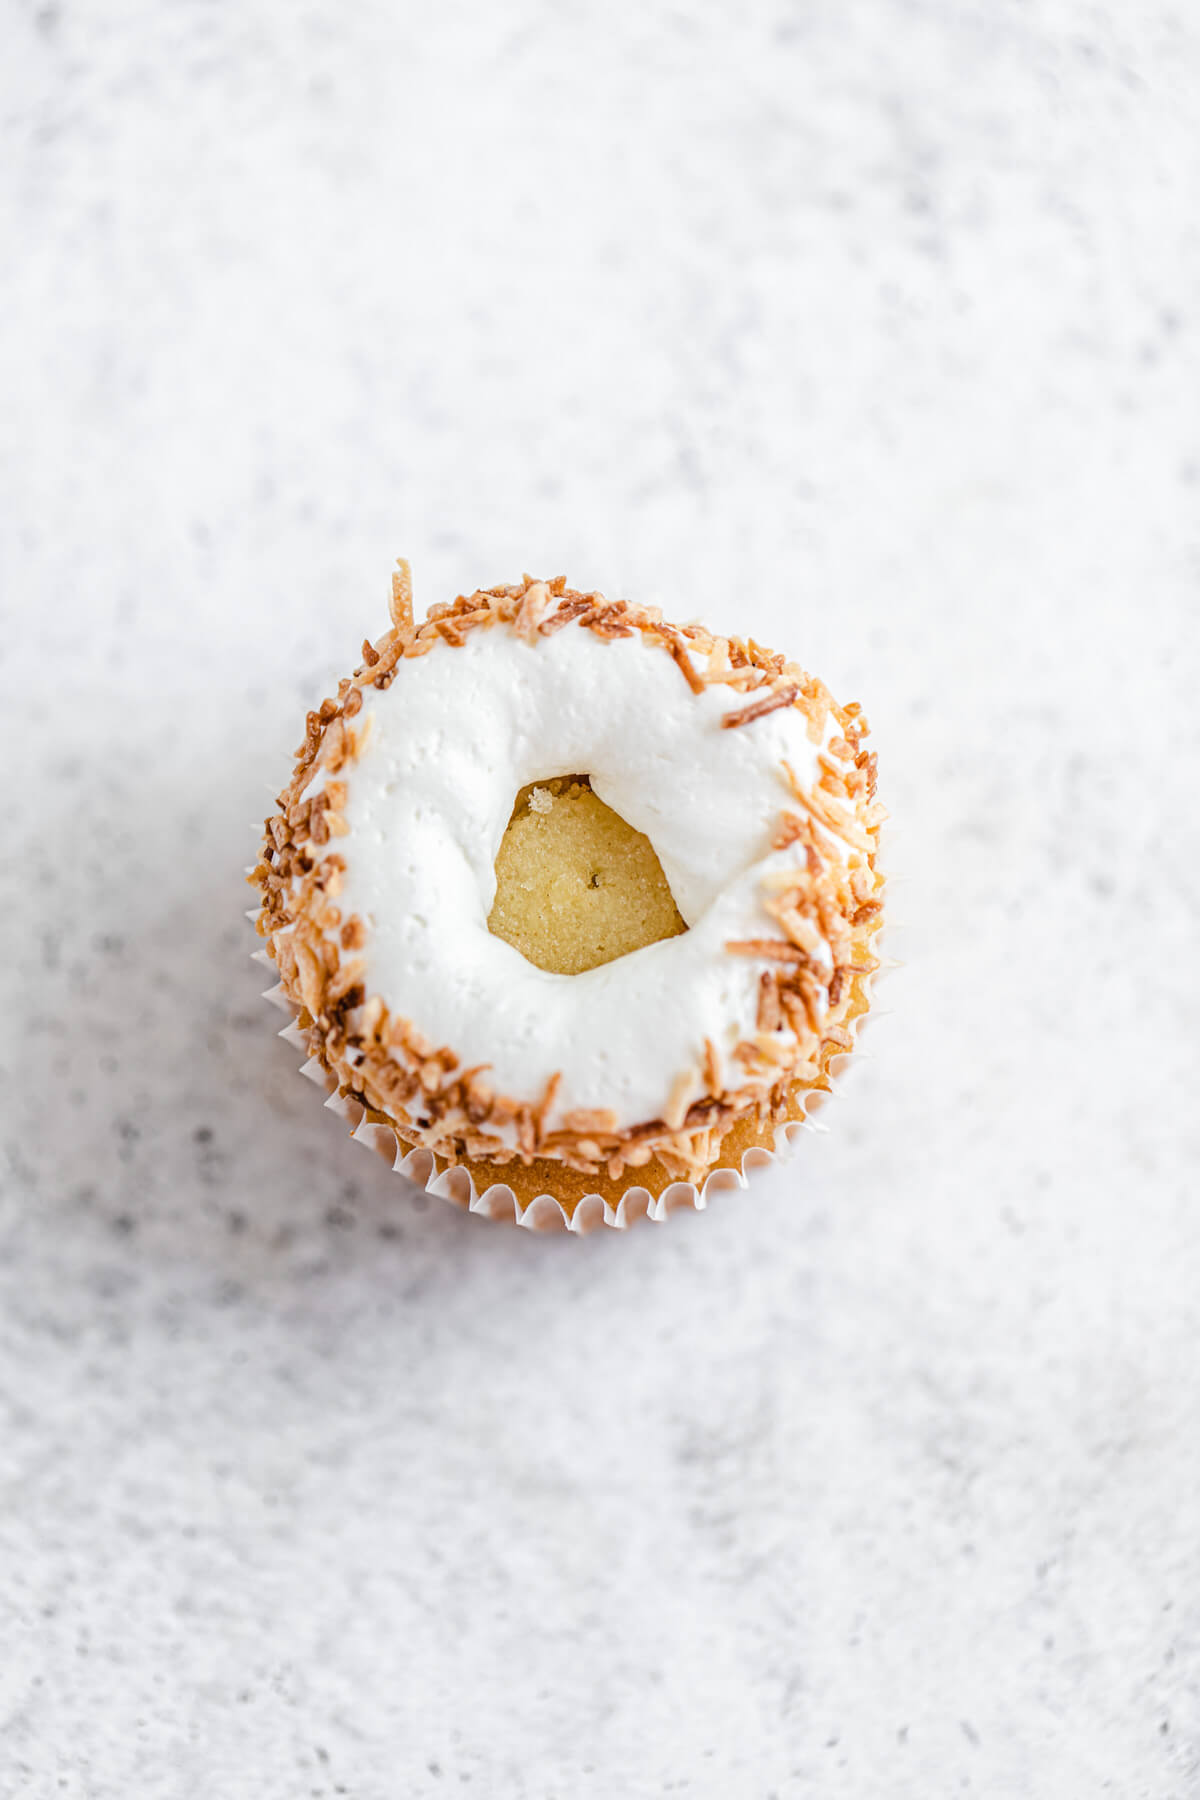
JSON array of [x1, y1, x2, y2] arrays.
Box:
[[327, 622, 855, 1132]]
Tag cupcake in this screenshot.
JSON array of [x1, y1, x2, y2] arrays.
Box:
[[250, 566, 886, 1230]]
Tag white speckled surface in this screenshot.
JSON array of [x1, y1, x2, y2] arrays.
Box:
[[2, 3, 1199, 1796]]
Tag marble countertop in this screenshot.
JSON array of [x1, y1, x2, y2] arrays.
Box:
[[2, 3, 1198, 1795]]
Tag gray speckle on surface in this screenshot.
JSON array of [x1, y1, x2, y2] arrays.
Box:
[[2, 3, 1199, 1797]]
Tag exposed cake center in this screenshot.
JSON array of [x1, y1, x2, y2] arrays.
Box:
[[487, 776, 687, 975]]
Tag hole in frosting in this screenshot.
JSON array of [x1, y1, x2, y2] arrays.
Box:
[[487, 775, 688, 975]]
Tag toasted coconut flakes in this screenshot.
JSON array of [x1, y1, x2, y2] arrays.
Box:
[[462, 1131, 511, 1159], [757, 972, 782, 1032], [791, 967, 826, 1034], [539, 595, 593, 635], [850, 867, 875, 904], [722, 683, 800, 730], [702, 638, 731, 680], [358, 993, 384, 1034], [294, 942, 325, 1015], [771, 812, 810, 851], [514, 579, 552, 640], [665, 1069, 699, 1131], [684, 1097, 731, 1131], [703, 1035, 722, 1097], [418, 1059, 445, 1094], [664, 630, 706, 695], [726, 938, 808, 964], [707, 664, 762, 692], [322, 717, 348, 770], [449, 608, 493, 634], [780, 988, 817, 1042], [780, 757, 807, 804], [328, 956, 366, 1006], [389, 560, 414, 631], [772, 907, 824, 957], [787, 777, 874, 853], [818, 750, 854, 784], [583, 602, 635, 640], [533, 1071, 562, 1139], [561, 1107, 621, 1135]]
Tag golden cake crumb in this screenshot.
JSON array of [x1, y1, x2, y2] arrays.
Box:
[[487, 776, 687, 976]]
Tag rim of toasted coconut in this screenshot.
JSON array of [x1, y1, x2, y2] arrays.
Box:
[[249, 569, 886, 1188]]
